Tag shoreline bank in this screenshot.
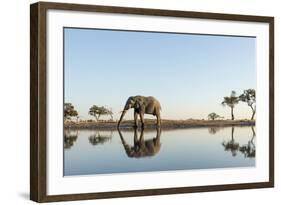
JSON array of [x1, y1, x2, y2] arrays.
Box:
[[64, 119, 255, 130]]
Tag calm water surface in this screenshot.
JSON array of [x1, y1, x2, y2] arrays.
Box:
[[64, 126, 255, 176]]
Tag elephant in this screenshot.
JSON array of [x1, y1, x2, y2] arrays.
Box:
[[118, 95, 161, 128], [118, 127, 161, 158]]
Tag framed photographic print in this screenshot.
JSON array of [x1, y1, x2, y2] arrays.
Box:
[[30, 1, 274, 202]]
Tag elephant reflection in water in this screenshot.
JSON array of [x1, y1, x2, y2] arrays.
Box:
[[222, 127, 239, 157], [88, 131, 113, 146], [239, 127, 256, 158], [64, 129, 78, 149], [118, 127, 161, 158]]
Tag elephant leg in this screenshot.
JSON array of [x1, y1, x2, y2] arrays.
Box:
[[155, 127, 161, 146], [139, 127, 144, 144], [139, 113, 145, 128], [156, 114, 161, 127], [133, 127, 138, 145], [134, 111, 138, 128]]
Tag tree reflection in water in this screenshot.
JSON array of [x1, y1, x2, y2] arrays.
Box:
[[118, 127, 161, 158], [222, 126, 256, 158], [239, 126, 256, 158], [88, 131, 113, 146], [222, 127, 240, 157], [208, 127, 223, 135], [64, 129, 78, 149]]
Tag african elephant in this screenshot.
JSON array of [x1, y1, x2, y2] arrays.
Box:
[[118, 96, 161, 128], [118, 127, 161, 158]]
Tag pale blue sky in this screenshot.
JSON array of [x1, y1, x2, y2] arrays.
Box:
[[64, 28, 256, 120]]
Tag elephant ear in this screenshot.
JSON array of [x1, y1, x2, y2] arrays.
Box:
[[134, 100, 141, 109], [134, 98, 144, 110]]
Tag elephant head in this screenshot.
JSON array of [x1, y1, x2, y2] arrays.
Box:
[[118, 96, 138, 126], [118, 96, 161, 128]]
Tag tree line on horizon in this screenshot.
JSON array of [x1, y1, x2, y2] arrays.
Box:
[[64, 103, 113, 122], [64, 88, 256, 122]]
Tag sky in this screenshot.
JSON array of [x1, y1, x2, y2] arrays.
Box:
[[64, 28, 256, 121]]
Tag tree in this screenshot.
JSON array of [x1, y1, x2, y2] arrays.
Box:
[[221, 91, 239, 120], [88, 105, 113, 121], [64, 103, 78, 121], [239, 89, 256, 120], [107, 107, 113, 120], [208, 112, 223, 120], [76, 115, 80, 123]]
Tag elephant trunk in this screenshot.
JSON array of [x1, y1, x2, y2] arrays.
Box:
[[118, 110, 127, 127]]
